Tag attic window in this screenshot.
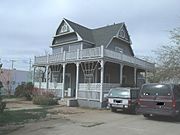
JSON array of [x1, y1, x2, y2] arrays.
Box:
[[60, 23, 69, 33], [119, 29, 125, 38]]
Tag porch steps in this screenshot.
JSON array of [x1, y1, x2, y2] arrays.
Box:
[[58, 98, 78, 107]]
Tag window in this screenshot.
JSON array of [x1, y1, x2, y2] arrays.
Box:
[[60, 23, 69, 33], [69, 45, 81, 52], [119, 29, 125, 38], [141, 84, 172, 96], [115, 47, 123, 53]]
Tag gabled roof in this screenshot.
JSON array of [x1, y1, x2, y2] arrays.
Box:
[[61, 18, 130, 47], [64, 18, 94, 43], [92, 23, 124, 47]]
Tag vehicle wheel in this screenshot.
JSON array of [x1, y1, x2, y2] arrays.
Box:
[[143, 114, 150, 118], [111, 107, 117, 112]]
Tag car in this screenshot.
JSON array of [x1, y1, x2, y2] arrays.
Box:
[[137, 83, 180, 118], [107, 87, 140, 113]]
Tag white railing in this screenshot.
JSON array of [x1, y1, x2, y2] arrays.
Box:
[[103, 83, 121, 93], [48, 82, 63, 89], [49, 53, 63, 63], [80, 47, 101, 59], [104, 49, 154, 70], [34, 47, 101, 65], [78, 83, 101, 100], [66, 51, 77, 60], [34, 56, 47, 65], [34, 82, 46, 89], [34, 82, 62, 97], [34, 46, 154, 71]]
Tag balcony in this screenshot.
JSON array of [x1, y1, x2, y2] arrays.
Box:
[[34, 46, 155, 71]]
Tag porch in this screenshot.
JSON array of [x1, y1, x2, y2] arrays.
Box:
[[33, 58, 150, 108]]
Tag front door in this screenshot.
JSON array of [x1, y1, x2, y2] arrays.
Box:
[[64, 73, 71, 97]]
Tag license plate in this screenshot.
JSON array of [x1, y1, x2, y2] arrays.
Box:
[[112, 104, 123, 108]]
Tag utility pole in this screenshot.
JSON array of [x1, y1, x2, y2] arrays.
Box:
[[10, 60, 16, 95], [29, 58, 33, 82], [10, 60, 16, 70]]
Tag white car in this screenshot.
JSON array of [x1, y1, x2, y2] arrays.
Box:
[[108, 87, 140, 113]]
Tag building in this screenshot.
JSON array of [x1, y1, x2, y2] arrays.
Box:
[[0, 69, 31, 95], [33, 18, 154, 108]]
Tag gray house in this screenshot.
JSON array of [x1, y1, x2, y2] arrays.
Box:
[[33, 18, 154, 108]]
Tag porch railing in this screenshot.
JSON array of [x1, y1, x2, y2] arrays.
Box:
[[78, 83, 101, 101], [34, 82, 62, 97], [34, 46, 154, 71]]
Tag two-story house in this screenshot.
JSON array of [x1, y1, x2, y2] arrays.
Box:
[[33, 18, 154, 108]]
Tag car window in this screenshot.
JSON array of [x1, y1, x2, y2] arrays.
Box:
[[141, 84, 172, 96], [108, 89, 130, 98]]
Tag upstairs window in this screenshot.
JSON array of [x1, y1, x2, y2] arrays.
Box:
[[115, 47, 123, 53]]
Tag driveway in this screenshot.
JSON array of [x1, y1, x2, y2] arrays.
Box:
[[7, 107, 180, 135]]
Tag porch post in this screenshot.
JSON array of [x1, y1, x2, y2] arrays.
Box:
[[32, 66, 36, 83], [45, 54, 49, 91], [101, 45, 104, 58], [100, 60, 104, 103], [120, 64, 124, 86], [145, 70, 147, 83], [75, 62, 80, 99], [134, 67, 137, 87], [62, 63, 66, 99], [46, 65, 49, 90]]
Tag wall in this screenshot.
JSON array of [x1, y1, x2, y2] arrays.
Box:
[[53, 33, 77, 45], [0, 69, 30, 95], [107, 38, 133, 56], [52, 42, 81, 54], [104, 62, 120, 83], [122, 66, 135, 86]]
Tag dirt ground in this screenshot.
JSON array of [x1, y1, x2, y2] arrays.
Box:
[[2, 99, 180, 135]]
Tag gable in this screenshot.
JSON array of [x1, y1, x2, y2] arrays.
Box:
[[56, 20, 72, 35], [116, 24, 131, 43], [107, 38, 134, 56], [92, 23, 123, 47]]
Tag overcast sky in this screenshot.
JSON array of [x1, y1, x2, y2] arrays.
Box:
[[0, 0, 179, 70]]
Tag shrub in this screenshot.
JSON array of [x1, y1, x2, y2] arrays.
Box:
[[15, 82, 34, 100], [0, 81, 6, 113], [32, 95, 58, 105], [0, 101, 6, 113]]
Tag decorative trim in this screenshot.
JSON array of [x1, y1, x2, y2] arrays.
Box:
[[53, 31, 75, 38], [50, 40, 81, 47]]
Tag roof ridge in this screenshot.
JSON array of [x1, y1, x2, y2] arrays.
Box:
[[64, 18, 92, 31], [93, 22, 124, 30]]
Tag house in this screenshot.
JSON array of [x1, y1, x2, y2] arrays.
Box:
[[33, 18, 154, 108], [0, 69, 31, 95]]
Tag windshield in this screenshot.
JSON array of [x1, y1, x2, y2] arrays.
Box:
[[141, 84, 172, 96], [108, 89, 130, 98]]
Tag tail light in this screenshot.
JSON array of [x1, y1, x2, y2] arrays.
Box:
[[172, 99, 176, 108]]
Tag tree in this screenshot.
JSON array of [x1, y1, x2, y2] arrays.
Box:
[[153, 27, 180, 83], [0, 63, 6, 113]]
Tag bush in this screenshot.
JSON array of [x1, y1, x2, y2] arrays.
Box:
[[0, 101, 6, 113], [15, 82, 34, 100], [32, 95, 58, 105]]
